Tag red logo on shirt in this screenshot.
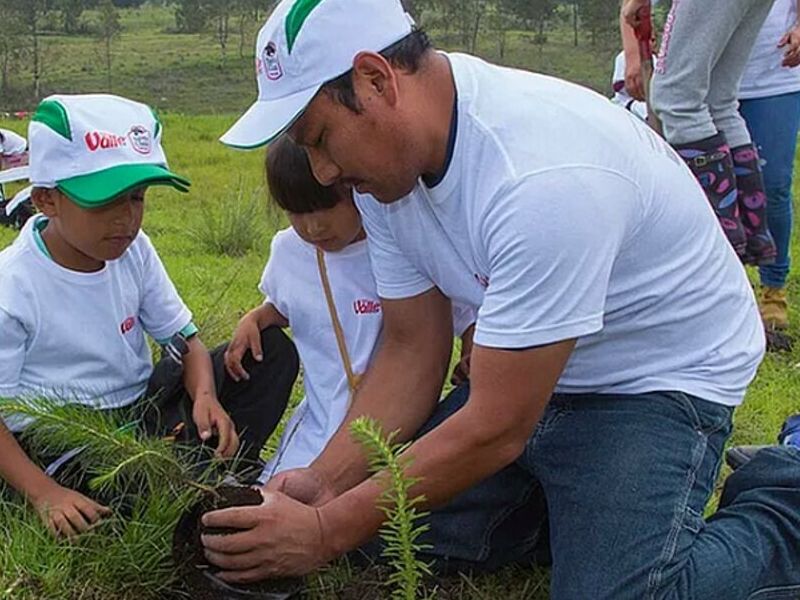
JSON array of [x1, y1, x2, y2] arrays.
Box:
[[353, 299, 381, 315], [120, 316, 136, 334]]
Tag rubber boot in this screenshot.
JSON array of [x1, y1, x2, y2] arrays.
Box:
[[674, 133, 747, 258], [732, 143, 777, 265]]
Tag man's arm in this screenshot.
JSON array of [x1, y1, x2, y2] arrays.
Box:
[[620, 1, 645, 101], [312, 286, 454, 496], [201, 338, 575, 581], [320, 339, 575, 554]]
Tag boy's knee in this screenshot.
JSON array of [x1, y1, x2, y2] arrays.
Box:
[[258, 327, 299, 377]]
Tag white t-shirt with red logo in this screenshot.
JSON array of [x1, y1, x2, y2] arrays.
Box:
[[0, 216, 192, 432], [259, 227, 474, 477], [355, 53, 764, 408]]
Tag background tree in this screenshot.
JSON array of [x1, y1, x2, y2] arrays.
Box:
[[58, 0, 96, 34], [97, 0, 121, 91], [0, 0, 27, 97], [577, 0, 618, 47]]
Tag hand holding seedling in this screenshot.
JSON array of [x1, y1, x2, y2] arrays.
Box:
[[264, 466, 337, 506], [201, 489, 334, 581], [192, 395, 240, 458], [32, 482, 111, 538]]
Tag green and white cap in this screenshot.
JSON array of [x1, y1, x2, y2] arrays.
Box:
[[29, 94, 190, 208], [220, 0, 414, 149]]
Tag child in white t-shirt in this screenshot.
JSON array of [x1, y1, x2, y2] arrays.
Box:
[[0, 94, 298, 538], [0, 128, 34, 228], [611, 51, 648, 121], [224, 136, 475, 480]]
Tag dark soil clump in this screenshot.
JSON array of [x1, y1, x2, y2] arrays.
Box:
[[173, 484, 304, 599]]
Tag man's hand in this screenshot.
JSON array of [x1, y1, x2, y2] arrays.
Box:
[[31, 483, 111, 538], [192, 395, 240, 458], [780, 24, 800, 67], [202, 490, 335, 582], [264, 467, 337, 507], [621, 0, 650, 28], [225, 310, 264, 382]]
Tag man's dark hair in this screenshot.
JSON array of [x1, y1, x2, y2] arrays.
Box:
[[322, 29, 433, 113], [265, 135, 342, 214]]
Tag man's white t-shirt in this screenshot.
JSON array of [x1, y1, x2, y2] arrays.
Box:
[[740, 0, 800, 100], [259, 228, 475, 477], [0, 216, 193, 431], [356, 53, 764, 408]]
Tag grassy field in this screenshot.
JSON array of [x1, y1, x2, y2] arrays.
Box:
[[1, 3, 799, 599], [1, 4, 622, 115]]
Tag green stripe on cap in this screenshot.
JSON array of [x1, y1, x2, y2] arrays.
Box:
[[285, 0, 325, 53], [150, 108, 162, 139], [32, 99, 72, 141]]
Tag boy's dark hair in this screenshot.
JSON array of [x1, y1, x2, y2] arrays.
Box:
[[322, 29, 432, 114], [265, 135, 341, 214]]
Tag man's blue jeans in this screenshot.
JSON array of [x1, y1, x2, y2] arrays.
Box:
[[416, 387, 800, 599], [739, 91, 800, 289]]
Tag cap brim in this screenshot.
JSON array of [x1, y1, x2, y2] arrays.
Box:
[[220, 85, 321, 149], [0, 166, 30, 185], [58, 164, 191, 208]]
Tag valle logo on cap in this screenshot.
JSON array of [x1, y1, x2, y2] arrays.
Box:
[[220, 0, 415, 149]]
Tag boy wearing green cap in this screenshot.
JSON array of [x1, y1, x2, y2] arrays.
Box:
[[0, 94, 298, 538]]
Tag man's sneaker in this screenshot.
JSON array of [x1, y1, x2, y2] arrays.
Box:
[[778, 415, 800, 448], [726, 414, 800, 470], [725, 445, 766, 470]]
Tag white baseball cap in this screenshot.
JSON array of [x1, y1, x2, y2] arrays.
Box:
[[220, 0, 414, 149], [28, 94, 190, 208]]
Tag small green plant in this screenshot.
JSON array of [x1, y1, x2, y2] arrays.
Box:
[[0, 397, 228, 600], [350, 416, 434, 600], [191, 186, 267, 258]]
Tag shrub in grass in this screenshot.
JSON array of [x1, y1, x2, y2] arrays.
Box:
[[191, 186, 267, 258], [0, 397, 229, 600]]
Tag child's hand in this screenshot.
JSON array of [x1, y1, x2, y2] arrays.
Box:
[[779, 24, 800, 68], [32, 483, 110, 538], [625, 56, 646, 102], [224, 311, 264, 382], [192, 395, 240, 458]]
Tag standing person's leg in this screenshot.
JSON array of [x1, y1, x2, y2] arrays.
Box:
[[651, 0, 768, 257], [741, 92, 800, 344], [705, 0, 778, 265], [529, 392, 800, 600]]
